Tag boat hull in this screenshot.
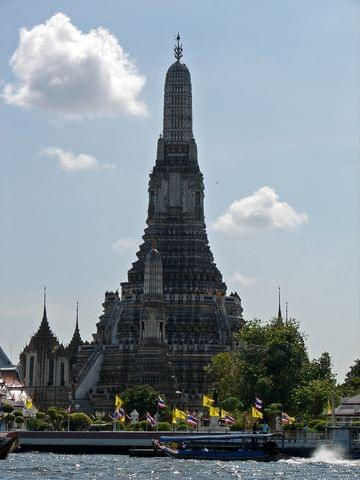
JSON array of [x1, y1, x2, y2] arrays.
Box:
[[162, 446, 276, 461]]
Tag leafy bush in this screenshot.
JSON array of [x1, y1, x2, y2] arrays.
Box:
[[13, 410, 24, 418], [294, 422, 305, 430], [308, 419, 322, 428], [37, 421, 51, 431], [27, 417, 50, 431], [130, 422, 141, 431], [36, 412, 46, 420], [15, 415, 25, 425], [139, 420, 153, 431], [176, 421, 188, 431], [68, 412, 92, 431], [114, 421, 125, 430], [230, 421, 244, 431], [313, 420, 327, 432], [2, 403, 14, 413], [47, 407, 58, 420], [157, 422, 172, 431], [6, 413, 15, 425], [89, 423, 113, 431]]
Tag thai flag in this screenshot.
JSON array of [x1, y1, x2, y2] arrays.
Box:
[[224, 414, 236, 425], [112, 408, 125, 420], [255, 396, 263, 410], [186, 414, 198, 427], [157, 396, 166, 409], [147, 412, 156, 426]]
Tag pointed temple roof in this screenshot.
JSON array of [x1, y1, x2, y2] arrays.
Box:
[[25, 288, 61, 352], [125, 35, 226, 295], [67, 302, 83, 353], [0, 346, 13, 368]]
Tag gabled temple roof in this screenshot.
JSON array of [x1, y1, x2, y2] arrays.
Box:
[[67, 302, 83, 353], [0, 346, 13, 368], [23, 290, 62, 353]]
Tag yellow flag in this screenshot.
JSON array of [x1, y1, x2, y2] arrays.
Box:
[[289, 416, 296, 424], [251, 407, 263, 419], [115, 394, 123, 408], [202, 395, 214, 407], [174, 408, 187, 420], [25, 398, 33, 410], [172, 411, 177, 424], [209, 406, 220, 417]]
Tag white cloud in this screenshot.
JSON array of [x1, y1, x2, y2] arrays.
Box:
[[213, 186, 309, 232], [2, 13, 148, 119], [40, 147, 115, 171], [111, 237, 138, 252], [229, 272, 257, 287]]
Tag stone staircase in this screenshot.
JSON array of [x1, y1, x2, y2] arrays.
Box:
[[71, 398, 95, 416]]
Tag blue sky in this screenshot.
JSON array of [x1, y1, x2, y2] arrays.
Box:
[[0, 0, 359, 381]]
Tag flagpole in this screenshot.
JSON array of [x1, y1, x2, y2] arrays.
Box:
[[156, 403, 159, 432]]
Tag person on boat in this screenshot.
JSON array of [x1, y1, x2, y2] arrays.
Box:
[[261, 421, 270, 434]]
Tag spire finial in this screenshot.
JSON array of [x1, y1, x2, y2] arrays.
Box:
[[278, 286, 282, 321], [174, 33, 183, 61], [76, 301, 79, 329], [285, 301, 288, 325], [43, 285, 47, 319]]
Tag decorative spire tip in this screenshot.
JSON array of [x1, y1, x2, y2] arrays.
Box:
[[174, 33, 183, 61]]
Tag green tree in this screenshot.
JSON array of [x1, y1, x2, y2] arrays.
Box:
[[343, 359, 360, 394], [308, 352, 333, 381], [219, 397, 243, 415], [292, 379, 333, 417], [206, 317, 335, 415], [123, 385, 160, 417], [205, 351, 244, 400]]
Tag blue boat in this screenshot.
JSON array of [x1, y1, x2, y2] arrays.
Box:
[[154, 433, 279, 461]]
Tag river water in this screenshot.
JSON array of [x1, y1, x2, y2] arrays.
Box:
[[2, 447, 360, 479]]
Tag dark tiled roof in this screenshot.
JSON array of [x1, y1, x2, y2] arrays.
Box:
[[0, 347, 12, 368]]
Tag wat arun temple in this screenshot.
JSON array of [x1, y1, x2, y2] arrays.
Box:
[[20, 38, 244, 412]]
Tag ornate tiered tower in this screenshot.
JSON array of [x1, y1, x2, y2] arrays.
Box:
[[75, 37, 244, 411]]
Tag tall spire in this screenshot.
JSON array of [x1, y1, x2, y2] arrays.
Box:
[[68, 301, 82, 352], [285, 301, 288, 325], [174, 33, 183, 61], [76, 301, 79, 330], [277, 286, 282, 321], [43, 285, 47, 320], [163, 35, 193, 143]]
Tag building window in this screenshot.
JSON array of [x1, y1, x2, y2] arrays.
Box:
[[48, 357, 54, 386], [159, 322, 164, 340], [141, 321, 145, 340], [60, 362, 65, 386], [29, 356, 34, 386]]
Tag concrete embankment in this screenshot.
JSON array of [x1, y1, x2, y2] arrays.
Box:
[[12, 431, 330, 457], [15, 431, 170, 454]]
